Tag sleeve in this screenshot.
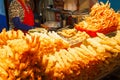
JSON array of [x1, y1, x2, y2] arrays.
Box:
[[9, 1, 20, 19], [9, 1, 35, 31], [12, 17, 34, 31]]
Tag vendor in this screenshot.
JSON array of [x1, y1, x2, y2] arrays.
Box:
[[9, 0, 40, 32]]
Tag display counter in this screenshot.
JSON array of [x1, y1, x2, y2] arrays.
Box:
[[0, 27, 120, 80]]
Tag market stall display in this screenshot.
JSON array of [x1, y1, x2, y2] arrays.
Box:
[[0, 1, 120, 80], [0, 28, 120, 80]]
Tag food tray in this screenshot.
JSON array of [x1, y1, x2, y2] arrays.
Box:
[[28, 28, 48, 33], [75, 25, 117, 37]]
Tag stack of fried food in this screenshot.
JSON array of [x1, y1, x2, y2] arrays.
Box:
[[0, 28, 120, 80], [117, 12, 120, 29], [42, 31, 120, 80], [0, 29, 69, 80], [57, 28, 78, 38], [57, 28, 90, 47], [75, 1, 119, 31]]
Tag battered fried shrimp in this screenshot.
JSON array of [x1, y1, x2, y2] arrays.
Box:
[[76, 1, 119, 31], [0, 29, 25, 47]]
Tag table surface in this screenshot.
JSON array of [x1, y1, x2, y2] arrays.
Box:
[[101, 68, 120, 80]]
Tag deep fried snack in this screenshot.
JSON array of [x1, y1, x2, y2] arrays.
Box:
[[75, 1, 119, 36], [0, 29, 24, 47]]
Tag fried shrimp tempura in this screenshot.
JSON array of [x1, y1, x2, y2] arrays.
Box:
[[76, 1, 119, 31]]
